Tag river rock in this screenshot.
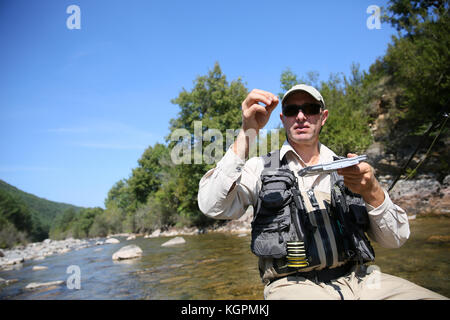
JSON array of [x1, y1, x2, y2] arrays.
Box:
[[32, 265, 48, 271], [0, 278, 18, 286], [443, 175, 450, 186], [126, 235, 136, 241], [112, 245, 143, 260], [105, 238, 120, 244], [6, 257, 24, 265], [149, 229, 161, 238], [214, 206, 253, 233], [161, 237, 186, 247], [426, 235, 450, 243], [25, 280, 64, 290]]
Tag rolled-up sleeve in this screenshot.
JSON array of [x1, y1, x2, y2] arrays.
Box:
[[198, 147, 261, 220], [366, 189, 410, 248]]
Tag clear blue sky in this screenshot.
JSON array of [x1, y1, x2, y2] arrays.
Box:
[[0, 0, 396, 208]]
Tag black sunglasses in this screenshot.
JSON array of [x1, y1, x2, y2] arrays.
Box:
[[282, 103, 322, 117]]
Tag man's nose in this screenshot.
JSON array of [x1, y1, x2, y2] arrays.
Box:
[[296, 109, 307, 121]]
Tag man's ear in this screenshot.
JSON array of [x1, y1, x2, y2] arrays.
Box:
[[321, 109, 329, 126], [279, 112, 283, 122]]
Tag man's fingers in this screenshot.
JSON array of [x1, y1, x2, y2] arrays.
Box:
[[243, 104, 268, 118], [243, 92, 273, 109], [337, 154, 370, 176], [244, 89, 278, 108], [265, 95, 279, 114], [337, 164, 363, 176], [241, 89, 278, 132], [251, 89, 278, 102], [342, 175, 363, 184]]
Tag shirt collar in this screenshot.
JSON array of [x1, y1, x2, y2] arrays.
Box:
[[279, 140, 336, 165]]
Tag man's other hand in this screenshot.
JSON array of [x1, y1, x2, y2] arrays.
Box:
[[337, 153, 385, 208]]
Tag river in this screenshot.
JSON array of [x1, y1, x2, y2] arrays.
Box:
[[0, 216, 448, 299]]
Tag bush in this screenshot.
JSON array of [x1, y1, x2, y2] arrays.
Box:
[[0, 219, 28, 249]]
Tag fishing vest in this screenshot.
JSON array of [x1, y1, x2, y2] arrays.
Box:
[[251, 150, 375, 284]]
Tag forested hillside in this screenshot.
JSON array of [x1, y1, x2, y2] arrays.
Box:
[[0, 180, 83, 228], [0, 179, 83, 247]]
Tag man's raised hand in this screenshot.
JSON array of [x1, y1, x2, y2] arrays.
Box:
[[241, 89, 279, 133]]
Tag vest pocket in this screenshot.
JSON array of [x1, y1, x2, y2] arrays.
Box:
[[251, 170, 294, 258], [251, 205, 291, 258]]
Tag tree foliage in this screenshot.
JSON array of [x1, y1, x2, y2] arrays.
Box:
[[0, 191, 33, 248], [380, 0, 449, 122], [49, 207, 104, 240], [128, 143, 168, 204], [167, 62, 248, 226]]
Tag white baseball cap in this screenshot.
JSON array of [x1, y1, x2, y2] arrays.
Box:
[[281, 84, 325, 108]]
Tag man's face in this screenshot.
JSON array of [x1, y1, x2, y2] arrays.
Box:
[[280, 91, 328, 147]]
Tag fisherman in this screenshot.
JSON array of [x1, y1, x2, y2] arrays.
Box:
[[197, 85, 447, 300]]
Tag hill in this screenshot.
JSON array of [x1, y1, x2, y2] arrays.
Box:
[[0, 179, 84, 230]]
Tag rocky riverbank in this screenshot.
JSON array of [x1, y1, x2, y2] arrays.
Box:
[[380, 174, 450, 217], [144, 207, 253, 238], [0, 238, 93, 271]]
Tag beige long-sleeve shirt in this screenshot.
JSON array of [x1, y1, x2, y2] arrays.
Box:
[[198, 140, 410, 248]]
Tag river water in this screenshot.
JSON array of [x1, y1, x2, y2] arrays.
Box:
[[0, 217, 448, 299]]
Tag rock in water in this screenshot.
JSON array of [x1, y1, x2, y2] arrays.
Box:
[[25, 280, 64, 290], [32, 266, 48, 271], [426, 235, 450, 243], [112, 245, 143, 260], [105, 238, 120, 244], [161, 237, 186, 247]]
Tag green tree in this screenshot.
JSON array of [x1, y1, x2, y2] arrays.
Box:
[[128, 143, 168, 204], [72, 207, 103, 238], [367, 0, 450, 177], [380, 0, 449, 122], [49, 208, 77, 239], [167, 62, 248, 226], [0, 191, 33, 233], [89, 211, 109, 237], [104, 179, 136, 213], [279, 68, 320, 98], [382, 0, 449, 36]]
